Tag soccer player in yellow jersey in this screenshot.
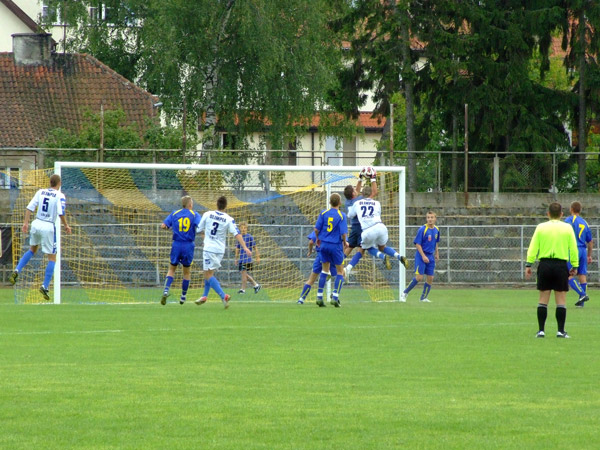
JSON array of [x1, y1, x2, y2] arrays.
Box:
[[525, 202, 579, 338]]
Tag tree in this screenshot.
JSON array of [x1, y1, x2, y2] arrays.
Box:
[[560, 1, 600, 192], [43, 0, 344, 151], [39, 108, 189, 166]]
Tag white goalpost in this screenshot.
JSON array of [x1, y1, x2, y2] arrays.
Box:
[[25, 162, 406, 304]]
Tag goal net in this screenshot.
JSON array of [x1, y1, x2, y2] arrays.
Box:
[[10, 163, 406, 304]]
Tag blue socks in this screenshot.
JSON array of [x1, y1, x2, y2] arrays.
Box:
[[317, 272, 328, 299], [382, 247, 400, 259], [569, 278, 584, 296], [421, 282, 431, 300], [300, 283, 311, 300], [582, 282, 587, 295], [163, 275, 174, 294], [181, 279, 190, 297], [16, 250, 34, 272], [367, 247, 384, 260], [202, 279, 210, 297], [367, 247, 400, 260], [208, 276, 225, 299], [42, 260, 55, 289], [333, 274, 344, 300], [404, 277, 418, 294], [349, 252, 363, 267]]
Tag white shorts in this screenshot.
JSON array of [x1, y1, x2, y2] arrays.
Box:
[[203, 251, 224, 271], [360, 223, 388, 250], [30, 219, 57, 254]]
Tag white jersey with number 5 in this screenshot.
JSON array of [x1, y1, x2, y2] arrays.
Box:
[[27, 188, 66, 222], [348, 198, 382, 230], [198, 210, 239, 254]]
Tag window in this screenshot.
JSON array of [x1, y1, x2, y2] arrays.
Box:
[[343, 137, 357, 166], [221, 133, 238, 149], [89, 3, 117, 24], [325, 137, 343, 166], [42, 2, 66, 25], [0, 168, 20, 189], [288, 139, 297, 165]]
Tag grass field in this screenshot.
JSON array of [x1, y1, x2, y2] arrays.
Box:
[[1, 288, 599, 449]]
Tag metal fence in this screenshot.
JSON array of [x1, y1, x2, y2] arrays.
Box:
[[4, 147, 599, 193], [3, 223, 598, 287]]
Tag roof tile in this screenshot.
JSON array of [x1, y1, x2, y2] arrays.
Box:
[[0, 52, 158, 147]]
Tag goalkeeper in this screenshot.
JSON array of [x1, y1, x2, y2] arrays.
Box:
[[160, 195, 201, 305], [343, 167, 382, 280]]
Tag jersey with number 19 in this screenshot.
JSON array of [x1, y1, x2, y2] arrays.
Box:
[[163, 208, 201, 267], [26, 187, 66, 254]]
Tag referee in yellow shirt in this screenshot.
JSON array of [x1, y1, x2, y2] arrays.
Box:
[[525, 202, 579, 338]]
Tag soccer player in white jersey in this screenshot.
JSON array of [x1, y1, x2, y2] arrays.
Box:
[[9, 174, 72, 300], [194, 196, 251, 308], [347, 185, 407, 272]]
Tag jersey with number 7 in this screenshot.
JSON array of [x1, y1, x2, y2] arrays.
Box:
[[198, 210, 240, 253]]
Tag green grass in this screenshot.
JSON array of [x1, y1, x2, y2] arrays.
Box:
[[0, 288, 598, 449]]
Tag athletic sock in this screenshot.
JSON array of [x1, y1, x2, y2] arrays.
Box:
[[333, 274, 344, 300], [581, 282, 588, 294], [181, 279, 190, 297], [317, 272, 329, 299], [208, 276, 225, 299], [367, 247, 385, 260], [349, 252, 363, 267], [404, 277, 419, 294], [382, 246, 400, 259], [537, 303, 548, 332], [421, 282, 431, 300], [569, 278, 584, 296], [164, 275, 174, 294], [16, 250, 35, 273], [42, 260, 55, 289], [299, 283, 312, 300], [556, 305, 567, 333], [202, 279, 210, 297]]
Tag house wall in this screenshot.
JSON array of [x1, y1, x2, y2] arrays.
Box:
[[0, 2, 36, 52]]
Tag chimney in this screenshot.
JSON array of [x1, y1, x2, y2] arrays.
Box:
[[12, 33, 54, 66]]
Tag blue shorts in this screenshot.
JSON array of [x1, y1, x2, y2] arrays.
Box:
[[348, 223, 362, 248], [170, 241, 195, 267], [312, 253, 338, 276], [567, 247, 588, 275], [319, 242, 344, 266], [414, 252, 435, 277]]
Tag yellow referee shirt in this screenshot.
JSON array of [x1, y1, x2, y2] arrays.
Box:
[[526, 219, 579, 267]]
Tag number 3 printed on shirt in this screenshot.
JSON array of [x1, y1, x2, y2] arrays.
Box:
[[211, 222, 219, 235]]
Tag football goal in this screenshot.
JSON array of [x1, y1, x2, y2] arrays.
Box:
[[11, 163, 406, 304]]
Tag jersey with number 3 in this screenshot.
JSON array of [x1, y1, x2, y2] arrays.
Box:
[[348, 198, 382, 230], [164, 209, 201, 242], [27, 188, 66, 222], [198, 210, 239, 253]]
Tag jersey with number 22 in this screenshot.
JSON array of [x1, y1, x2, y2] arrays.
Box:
[[198, 210, 239, 254]]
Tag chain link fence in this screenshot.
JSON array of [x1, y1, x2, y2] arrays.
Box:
[[406, 224, 600, 285]]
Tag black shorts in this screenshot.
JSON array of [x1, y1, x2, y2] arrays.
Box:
[[239, 262, 253, 272], [537, 259, 569, 292], [348, 224, 362, 248]]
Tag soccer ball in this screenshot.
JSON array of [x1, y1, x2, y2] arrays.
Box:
[[360, 166, 376, 178]]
